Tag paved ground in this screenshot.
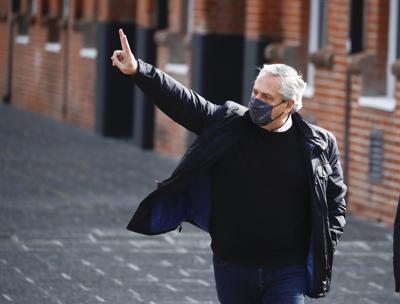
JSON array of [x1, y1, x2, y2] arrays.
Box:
[[0, 104, 399, 304]]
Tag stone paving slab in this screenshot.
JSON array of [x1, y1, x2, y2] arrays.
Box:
[[1, 104, 400, 304]]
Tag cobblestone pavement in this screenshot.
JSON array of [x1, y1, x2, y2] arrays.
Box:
[[0, 104, 399, 304]]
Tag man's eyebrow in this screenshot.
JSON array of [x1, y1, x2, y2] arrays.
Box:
[[253, 85, 277, 99], [256, 89, 274, 99]]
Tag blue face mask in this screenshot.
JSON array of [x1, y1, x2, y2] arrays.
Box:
[[248, 96, 286, 126]]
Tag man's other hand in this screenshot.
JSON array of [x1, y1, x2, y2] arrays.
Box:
[[110, 29, 138, 76]]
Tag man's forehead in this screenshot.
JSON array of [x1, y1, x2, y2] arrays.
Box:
[[254, 74, 281, 94]]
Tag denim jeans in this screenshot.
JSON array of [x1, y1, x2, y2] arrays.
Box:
[[213, 255, 306, 304]]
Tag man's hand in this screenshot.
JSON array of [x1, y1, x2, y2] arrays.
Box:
[[110, 29, 138, 76]]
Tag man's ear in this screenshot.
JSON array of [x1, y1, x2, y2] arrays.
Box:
[[285, 100, 295, 113]]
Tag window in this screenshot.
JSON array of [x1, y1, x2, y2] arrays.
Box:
[[41, 0, 63, 48], [41, 0, 50, 16], [156, 0, 169, 30], [74, 0, 83, 20], [12, 0, 20, 13], [304, 0, 328, 97], [62, 0, 70, 19], [349, 0, 364, 54], [30, 0, 37, 16], [77, 0, 98, 58], [359, 0, 397, 111], [16, 0, 37, 41], [81, 24, 97, 49], [16, 15, 29, 37]]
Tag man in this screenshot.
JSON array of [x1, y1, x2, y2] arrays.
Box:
[[111, 28, 347, 303], [394, 195, 400, 292]]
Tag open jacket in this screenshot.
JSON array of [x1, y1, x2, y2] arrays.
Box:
[[127, 60, 347, 298], [394, 195, 400, 292]]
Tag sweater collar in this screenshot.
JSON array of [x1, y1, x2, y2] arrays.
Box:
[[274, 114, 293, 133]]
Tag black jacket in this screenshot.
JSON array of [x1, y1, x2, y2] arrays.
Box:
[[127, 60, 347, 298], [394, 195, 400, 292]]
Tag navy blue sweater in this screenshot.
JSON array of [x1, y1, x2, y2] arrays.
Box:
[[209, 118, 311, 268]]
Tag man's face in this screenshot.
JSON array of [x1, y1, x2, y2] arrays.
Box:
[[251, 73, 294, 118]]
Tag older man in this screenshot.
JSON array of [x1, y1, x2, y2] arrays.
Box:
[[111, 28, 347, 304]]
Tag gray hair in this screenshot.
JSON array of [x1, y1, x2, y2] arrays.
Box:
[[257, 63, 307, 113]]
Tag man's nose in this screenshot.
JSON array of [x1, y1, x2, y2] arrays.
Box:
[[252, 93, 262, 99]]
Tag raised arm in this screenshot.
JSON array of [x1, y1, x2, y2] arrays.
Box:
[[111, 29, 219, 134]]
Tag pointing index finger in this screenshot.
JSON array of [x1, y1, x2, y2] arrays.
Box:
[[119, 29, 131, 53]]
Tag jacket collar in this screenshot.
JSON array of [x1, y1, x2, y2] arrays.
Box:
[[291, 112, 328, 151]]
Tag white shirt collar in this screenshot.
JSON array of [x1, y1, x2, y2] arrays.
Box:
[[274, 114, 293, 133]]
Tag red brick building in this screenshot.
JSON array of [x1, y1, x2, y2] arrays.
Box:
[[1, 0, 399, 224]]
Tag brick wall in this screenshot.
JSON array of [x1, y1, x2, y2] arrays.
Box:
[[282, 0, 308, 44], [347, 0, 400, 223], [12, 0, 52, 116], [297, 0, 399, 224], [8, 0, 94, 128], [194, 0, 244, 35], [245, 0, 282, 40], [168, 0, 186, 32], [66, 26, 95, 128], [2, 0, 136, 130], [136, 0, 156, 28], [103, 0, 136, 22]]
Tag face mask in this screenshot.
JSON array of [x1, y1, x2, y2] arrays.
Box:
[[248, 96, 286, 126]]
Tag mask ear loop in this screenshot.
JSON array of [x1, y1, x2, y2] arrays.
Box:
[[264, 100, 290, 130]]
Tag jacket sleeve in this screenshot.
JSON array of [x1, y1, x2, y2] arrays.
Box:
[[132, 59, 220, 135], [326, 133, 347, 250], [394, 196, 400, 292]]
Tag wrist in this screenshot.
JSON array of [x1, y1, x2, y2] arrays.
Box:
[[128, 58, 139, 76], [130, 58, 139, 76], [131, 59, 138, 75]]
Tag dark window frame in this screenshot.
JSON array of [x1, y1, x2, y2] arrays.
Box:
[[74, 0, 83, 20], [41, 0, 50, 16], [349, 0, 364, 54], [16, 0, 36, 36], [156, 0, 169, 30]]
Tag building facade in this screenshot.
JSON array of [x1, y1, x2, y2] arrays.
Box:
[[0, 0, 399, 224]]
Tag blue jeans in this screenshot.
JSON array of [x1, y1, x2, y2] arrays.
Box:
[[213, 255, 306, 304]]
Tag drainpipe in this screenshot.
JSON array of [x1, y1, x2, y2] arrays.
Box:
[[2, 1, 17, 104], [62, 14, 69, 118], [343, 62, 352, 196]]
